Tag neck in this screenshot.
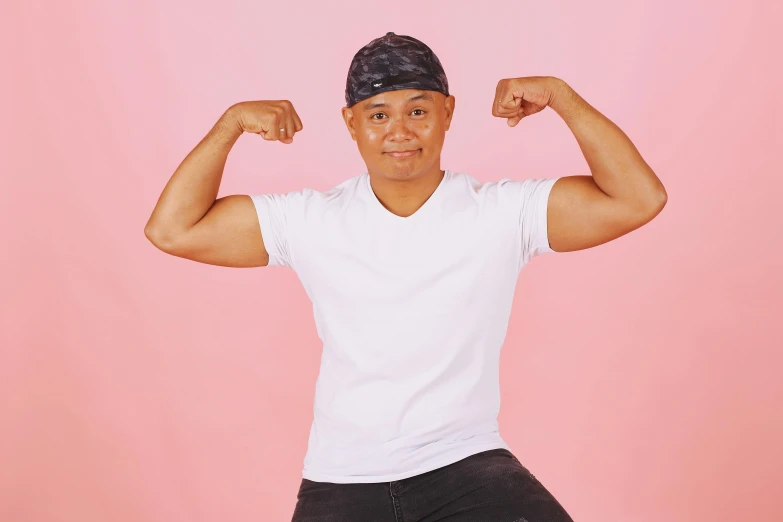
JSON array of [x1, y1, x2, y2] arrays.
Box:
[[368, 167, 445, 218]]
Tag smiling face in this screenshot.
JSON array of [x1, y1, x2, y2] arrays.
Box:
[[342, 89, 455, 182]]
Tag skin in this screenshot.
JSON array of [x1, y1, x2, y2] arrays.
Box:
[[341, 89, 455, 218], [342, 77, 668, 251], [145, 77, 667, 268]]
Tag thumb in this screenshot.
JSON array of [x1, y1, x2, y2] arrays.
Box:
[[507, 114, 522, 127], [500, 96, 520, 111]]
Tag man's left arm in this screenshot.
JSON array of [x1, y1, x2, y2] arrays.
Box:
[[545, 77, 668, 252], [493, 76, 668, 253]]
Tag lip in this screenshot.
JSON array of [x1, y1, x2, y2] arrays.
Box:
[[385, 149, 420, 158]]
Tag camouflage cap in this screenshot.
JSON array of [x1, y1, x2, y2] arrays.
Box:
[[345, 32, 450, 108]]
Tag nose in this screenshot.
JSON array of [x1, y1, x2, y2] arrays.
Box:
[[388, 116, 415, 141]]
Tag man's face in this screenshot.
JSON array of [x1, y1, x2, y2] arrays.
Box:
[[342, 89, 455, 180]]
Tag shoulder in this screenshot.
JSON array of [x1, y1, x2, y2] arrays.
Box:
[[447, 170, 529, 205], [254, 174, 363, 210], [480, 176, 559, 207], [447, 171, 560, 220]]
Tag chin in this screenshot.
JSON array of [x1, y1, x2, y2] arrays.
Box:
[[383, 164, 419, 180], [385, 156, 425, 173]]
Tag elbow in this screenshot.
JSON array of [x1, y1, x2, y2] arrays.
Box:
[[144, 224, 175, 252], [653, 176, 668, 207], [654, 182, 668, 208], [626, 187, 667, 227], [653, 186, 668, 213], [144, 222, 160, 243], [641, 177, 668, 213], [638, 189, 668, 223], [643, 172, 668, 210]]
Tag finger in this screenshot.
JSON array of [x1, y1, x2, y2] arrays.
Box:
[[277, 114, 290, 141], [279, 102, 294, 140], [499, 90, 521, 112], [287, 110, 297, 138], [507, 113, 523, 127], [265, 106, 285, 141], [492, 81, 504, 116], [291, 107, 303, 132], [276, 104, 290, 140], [261, 121, 278, 141], [281, 111, 296, 144], [494, 85, 521, 117], [262, 122, 280, 141]]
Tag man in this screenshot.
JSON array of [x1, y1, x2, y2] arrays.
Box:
[[145, 32, 666, 521]]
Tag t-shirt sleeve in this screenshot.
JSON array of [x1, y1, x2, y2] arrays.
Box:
[[499, 177, 560, 267], [249, 190, 305, 269]]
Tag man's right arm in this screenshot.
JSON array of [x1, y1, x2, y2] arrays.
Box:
[[144, 101, 302, 267]]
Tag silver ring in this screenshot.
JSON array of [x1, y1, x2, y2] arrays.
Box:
[[279, 128, 286, 132]]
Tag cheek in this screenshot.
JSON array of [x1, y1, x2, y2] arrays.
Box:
[[356, 130, 383, 155], [418, 122, 438, 141], [365, 129, 382, 141], [418, 120, 437, 133]]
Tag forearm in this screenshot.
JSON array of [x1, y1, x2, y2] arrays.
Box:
[[549, 78, 667, 209], [144, 106, 243, 244]]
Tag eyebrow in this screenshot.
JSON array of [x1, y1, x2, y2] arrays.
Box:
[[362, 92, 434, 112]]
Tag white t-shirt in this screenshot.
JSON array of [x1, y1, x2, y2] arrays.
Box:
[[250, 169, 559, 484]]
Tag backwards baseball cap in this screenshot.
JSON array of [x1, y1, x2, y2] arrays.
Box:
[[345, 31, 450, 108]]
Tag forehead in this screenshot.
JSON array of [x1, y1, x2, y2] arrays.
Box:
[[361, 89, 437, 111]]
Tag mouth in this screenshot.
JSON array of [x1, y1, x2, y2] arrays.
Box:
[[385, 149, 421, 158]]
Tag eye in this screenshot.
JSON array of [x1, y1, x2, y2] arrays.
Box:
[[372, 109, 425, 120]]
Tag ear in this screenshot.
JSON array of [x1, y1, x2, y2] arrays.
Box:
[[444, 95, 456, 131], [341, 106, 357, 141]]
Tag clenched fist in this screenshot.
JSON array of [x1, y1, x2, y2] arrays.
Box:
[[492, 76, 563, 127], [228, 100, 303, 144]]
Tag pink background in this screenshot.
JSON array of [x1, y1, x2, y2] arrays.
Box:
[[2, 1, 781, 521]]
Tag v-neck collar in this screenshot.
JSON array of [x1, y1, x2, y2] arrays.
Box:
[[365, 170, 450, 224]]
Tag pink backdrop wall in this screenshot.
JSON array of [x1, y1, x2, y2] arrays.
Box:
[[2, 1, 781, 521]]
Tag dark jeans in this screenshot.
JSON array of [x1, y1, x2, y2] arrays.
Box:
[[291, 448, 574, 522]]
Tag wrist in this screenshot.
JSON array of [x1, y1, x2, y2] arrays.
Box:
[[222, 104, 244, 131], [548, 78, 580, 121], [547, 77, 568, 109], [214, 105, 244, 142]]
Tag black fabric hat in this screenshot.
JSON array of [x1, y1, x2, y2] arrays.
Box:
[[344, 32, 450, 108]]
